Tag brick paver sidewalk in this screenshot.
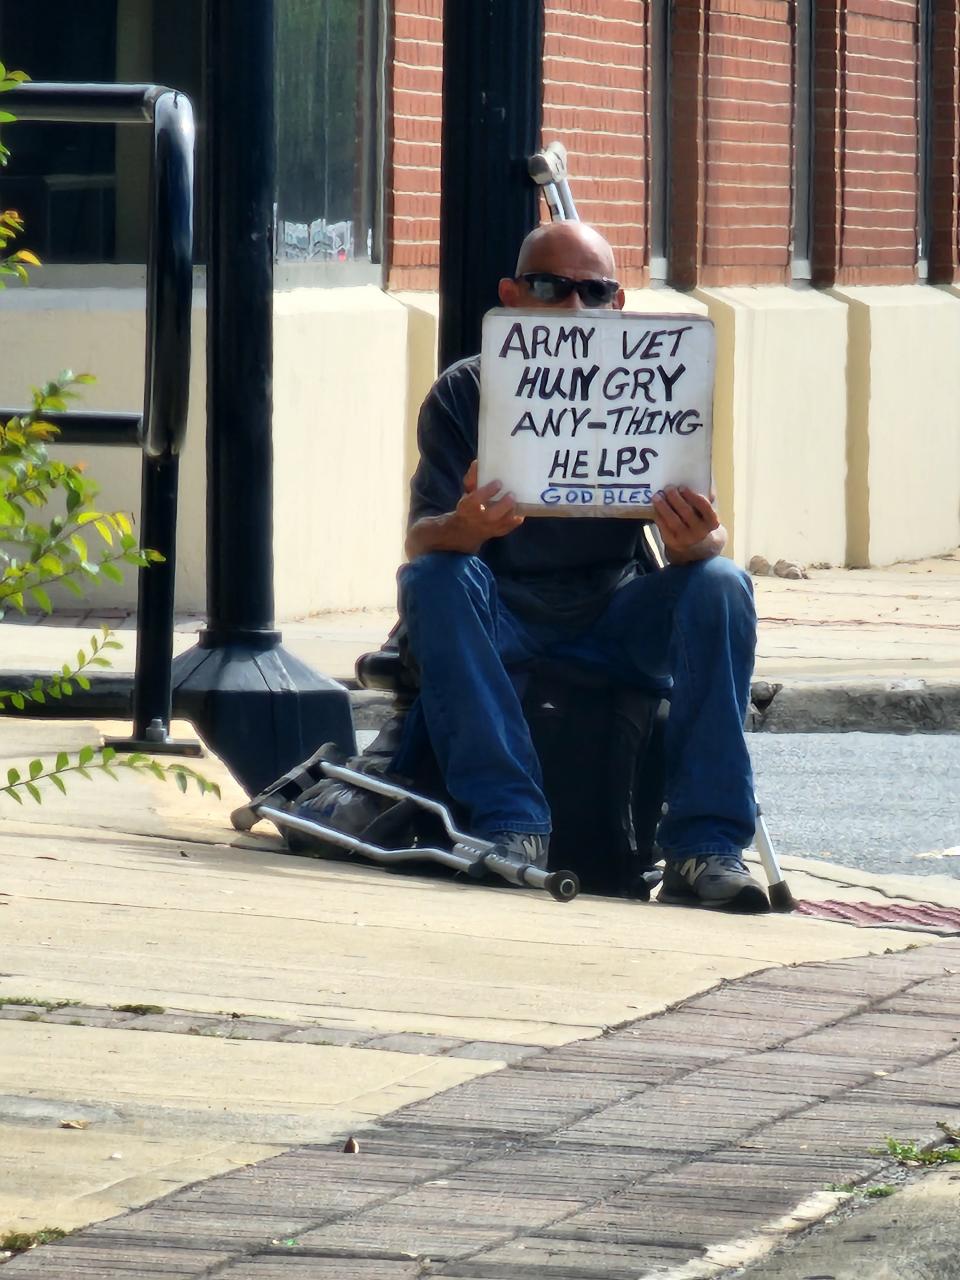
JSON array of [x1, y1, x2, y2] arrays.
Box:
[[6, 940, 959, 1279]]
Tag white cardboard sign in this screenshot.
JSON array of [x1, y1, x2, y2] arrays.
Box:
[[478, 309, 715, 517]]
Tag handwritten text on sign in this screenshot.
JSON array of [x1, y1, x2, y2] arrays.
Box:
[[478, 309, 715, 516]]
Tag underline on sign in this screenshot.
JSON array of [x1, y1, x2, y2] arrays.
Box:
[[545, 482, 654, 490]]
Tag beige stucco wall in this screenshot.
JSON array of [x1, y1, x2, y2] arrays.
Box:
[[391, 292, 440, 518], [695, 287, 849, 569], [0, 288, 209, 612], [831, 285, 960, 567], [271, 286, 409, 617], [1, 285, 414, 618], [5, 281, 958, 622]]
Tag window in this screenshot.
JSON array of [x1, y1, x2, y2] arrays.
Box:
[[916, 0, 933, 279], [790, 0, 814, 282], [0, 0, 203, 265], [274, 0, 385, 279], [0, 0, 385, 279], [648, 0, 670, 285]]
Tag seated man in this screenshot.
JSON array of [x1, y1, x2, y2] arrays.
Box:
[[391, 221, 768, 912]]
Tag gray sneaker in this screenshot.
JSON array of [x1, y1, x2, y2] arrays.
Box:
[[659, 855, 770, 913], [490, 832, 550, 871]]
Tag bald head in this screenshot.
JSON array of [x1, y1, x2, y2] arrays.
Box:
[[498, 221, 625, 312], [515, 221, 617, 277]]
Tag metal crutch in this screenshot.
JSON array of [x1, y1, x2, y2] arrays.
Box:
[[250, 759, 582, 903], [528, 140, 579, 222]]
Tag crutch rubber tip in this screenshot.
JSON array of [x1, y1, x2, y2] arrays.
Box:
[[545, 870, 580, 902], [769, 881, 796, 913], [230, 804, 258, 832]]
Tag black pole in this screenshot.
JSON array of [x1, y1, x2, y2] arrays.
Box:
[[202, 0, 278, 645], [171, 0, 355, 795], [438, 0, 544, 370]]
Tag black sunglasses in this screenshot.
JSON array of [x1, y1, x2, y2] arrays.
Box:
[[515, 272, 621, 307]]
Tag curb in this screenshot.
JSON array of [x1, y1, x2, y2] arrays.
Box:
[[2, 673, 959, 737], [749, 679, 960, 734]]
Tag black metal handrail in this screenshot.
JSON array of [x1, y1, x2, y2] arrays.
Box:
[[0, 82, 197, 751]]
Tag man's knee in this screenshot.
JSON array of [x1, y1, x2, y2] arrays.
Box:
[[678, 556, 755, 624], [399, 551, 493, 612]]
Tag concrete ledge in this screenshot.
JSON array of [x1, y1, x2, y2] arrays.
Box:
[[750, 679, 960, 734]]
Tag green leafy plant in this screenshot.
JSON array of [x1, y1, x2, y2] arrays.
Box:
[[0, 997, 79, 1010], [872, 1126, 960, 1167], [0, 374, 164, 622], [0, 1227, 67, 1257], [0, 62, 37, 289], [0, 66, 219, 806]]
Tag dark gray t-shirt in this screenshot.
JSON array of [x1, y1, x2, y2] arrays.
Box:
[[408, 356, 650, 631]]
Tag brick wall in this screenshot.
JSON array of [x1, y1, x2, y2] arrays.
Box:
[[387, 0, 938, 292], [389, 0, 653, 290], [541, 0, 651, 286], [389, 0, 444, 290], [813, 0, 920, 285], [671, 0, 795, 288]]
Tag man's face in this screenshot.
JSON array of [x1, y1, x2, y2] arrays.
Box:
[[498, 232, 626, 313]]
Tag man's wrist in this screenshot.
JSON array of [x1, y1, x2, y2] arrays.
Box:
[[406, 511, 480, 559], [663, 525, 727, 565]]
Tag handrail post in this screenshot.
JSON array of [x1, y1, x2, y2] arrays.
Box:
[[0, 82, 199, 754], [126, 88, 196, 748]]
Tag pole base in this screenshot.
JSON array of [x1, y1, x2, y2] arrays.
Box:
[[104, 734, 204, 757], [172, 640, 356, 796]]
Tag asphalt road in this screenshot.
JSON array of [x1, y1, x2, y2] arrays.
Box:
[[748, 732, 960, 880]]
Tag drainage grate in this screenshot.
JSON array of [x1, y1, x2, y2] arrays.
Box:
[[795, 898, 960, 932]]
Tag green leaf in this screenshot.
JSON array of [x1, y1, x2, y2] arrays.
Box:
[[5, 788, 23, 804], [30, 586, 53, 613], [55, 752, 69, 772], [99, 562, 124, 584], [50, 774, 67, 795], [28, 759, 43, 780], [78, 745, 95, 767], [11, 692, 24, 710], [6, 767, 20, 786], [25, 782, 42, 804], [174, 771, 188, 794], [101, 746, 116, 766], [75, 674, 90, 691]]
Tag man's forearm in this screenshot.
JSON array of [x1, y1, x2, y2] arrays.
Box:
[[405, 513, 473, 560], [663, 524, 728, 565]]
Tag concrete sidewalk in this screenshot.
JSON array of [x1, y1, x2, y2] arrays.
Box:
[[1, 549, 959, 730], [0, 710, 958, 1276], [0, 554, 958, 1274]]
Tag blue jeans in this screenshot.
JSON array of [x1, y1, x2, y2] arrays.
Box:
[[392, 552, 757, 859]]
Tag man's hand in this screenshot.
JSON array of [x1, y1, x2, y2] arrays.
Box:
[[406, 460, 524, 559], [652, 485, 726, 564], [453, 461, 525, 552]]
